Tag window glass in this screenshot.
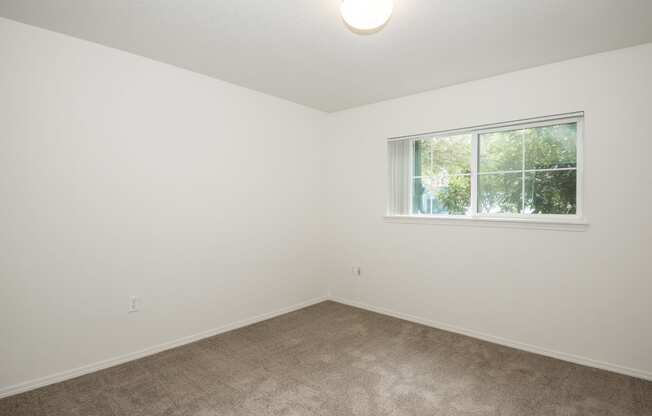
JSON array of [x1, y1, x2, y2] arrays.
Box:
[[524, 170, 577, 214], [412, 134, 472, 215], [477, 172, 523, 214], [478, 129, 524, 173], [388, 115, 581, 219], [478, 121, 578, 215], [524, 124, 577, 170]]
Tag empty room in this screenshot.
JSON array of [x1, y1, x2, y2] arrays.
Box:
[[1, 1, 651, 415]]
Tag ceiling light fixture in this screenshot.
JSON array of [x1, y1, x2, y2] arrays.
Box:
[[340, 0, 394, 32]]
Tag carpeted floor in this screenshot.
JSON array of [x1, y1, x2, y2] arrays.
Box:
[[1, 301, 650, 415]]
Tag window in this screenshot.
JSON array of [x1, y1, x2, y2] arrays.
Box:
[[387, 113, 584, 225]]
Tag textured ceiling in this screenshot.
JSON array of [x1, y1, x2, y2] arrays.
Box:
[[1, 0, 652, 112]]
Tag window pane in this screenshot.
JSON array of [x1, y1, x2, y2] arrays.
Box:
[[524, 123, 577, 170], [478, 129, 524, 172], [412, 133, 472, 215], [412, 175, 471, 215], [524, 170, 577, 214], [477, 172, 522, 214], [414, 134, 472, 177]]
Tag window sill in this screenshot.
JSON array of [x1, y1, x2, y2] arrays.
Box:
[[383, 215, 589, 231]]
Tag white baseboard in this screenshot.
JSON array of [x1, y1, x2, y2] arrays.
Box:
[[331, 296, 652, 382], [0, 295, 328, 399]]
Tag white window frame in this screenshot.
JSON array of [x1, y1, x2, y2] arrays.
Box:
[[385, 112, 588, 231]]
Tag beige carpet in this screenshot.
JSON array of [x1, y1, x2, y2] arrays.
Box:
[[1, 301, 650, 415]]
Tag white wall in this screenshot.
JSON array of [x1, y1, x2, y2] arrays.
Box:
[[325, 43, 652, 378], [0, 17, 327, 393]]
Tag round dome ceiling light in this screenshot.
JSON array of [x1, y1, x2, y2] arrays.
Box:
[[340, 0, 394, 32]]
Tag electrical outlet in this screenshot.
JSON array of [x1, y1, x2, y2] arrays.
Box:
[[128, 296, 140, 313], [352, 266, 361, 276]]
